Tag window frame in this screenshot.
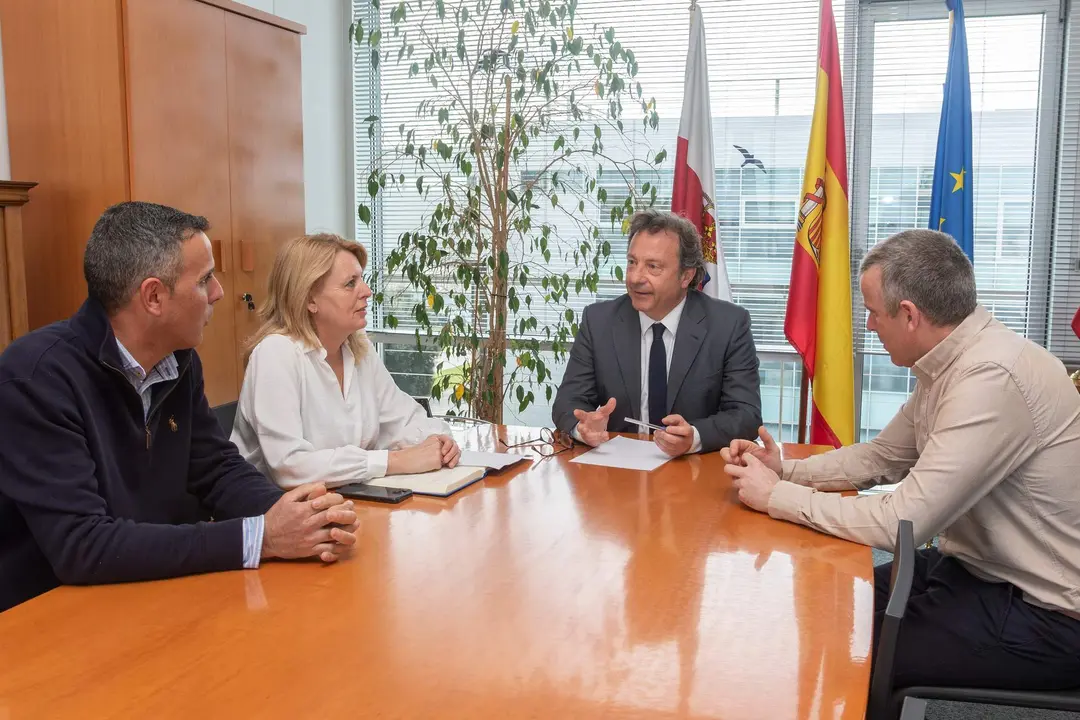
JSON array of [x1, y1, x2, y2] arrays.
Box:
[[850, 0, 1064, 435]]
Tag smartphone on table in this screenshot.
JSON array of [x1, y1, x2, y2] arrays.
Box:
[[336, 483, 412, 504]]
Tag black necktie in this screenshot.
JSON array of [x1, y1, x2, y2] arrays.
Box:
[[648, 323, 667, 427]]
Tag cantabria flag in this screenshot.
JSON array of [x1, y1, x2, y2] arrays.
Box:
[[671, 5, 731, 302]]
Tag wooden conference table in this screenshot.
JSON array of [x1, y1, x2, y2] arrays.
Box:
[[0, 425, 873, 719]]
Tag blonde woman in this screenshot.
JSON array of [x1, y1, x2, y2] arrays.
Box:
[[230, 233, 460, 489]]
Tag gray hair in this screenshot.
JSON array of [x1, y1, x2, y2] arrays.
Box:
[[860, 229, 976, 327], [84, 201, 210, 313], [628, 209, 706, 288]]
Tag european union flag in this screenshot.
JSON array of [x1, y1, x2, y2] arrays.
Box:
[[928, 0, 974, 262]]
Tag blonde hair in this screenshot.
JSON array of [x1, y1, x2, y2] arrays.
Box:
[[245, 233, 370, 363]]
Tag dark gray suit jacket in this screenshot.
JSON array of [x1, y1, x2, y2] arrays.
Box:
[[552, 291, 762, 453]]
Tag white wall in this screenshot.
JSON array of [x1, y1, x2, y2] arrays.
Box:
[[0, 2, 352, 229], [0, 19, 11, 181], [236, 0, 354, 237]]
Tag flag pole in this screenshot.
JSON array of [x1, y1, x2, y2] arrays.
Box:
[[797, 365, 809, 443]]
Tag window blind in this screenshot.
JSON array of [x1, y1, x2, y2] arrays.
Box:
[[852, 1, 1060, 352], [352, 0, 850, 352], [1048, 0, 1080, 366], [850, 0, 1062, 436]]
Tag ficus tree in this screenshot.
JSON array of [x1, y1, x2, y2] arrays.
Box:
[[352, 0, 666, 422]]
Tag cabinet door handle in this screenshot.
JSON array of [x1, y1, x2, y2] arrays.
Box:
[[240, 293, 255, 311], [211, 239, 229, 273], [240, 239, 255, 273]]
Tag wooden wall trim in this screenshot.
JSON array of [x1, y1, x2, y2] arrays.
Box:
[[0, 181, 33, 348], [0, 181, 37, 207], [192, 0, 306, 34]]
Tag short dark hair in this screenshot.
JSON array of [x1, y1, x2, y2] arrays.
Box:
[[84, 201, 210, 313], [860, 229, 977, 327], [627, 209, 705, 288]]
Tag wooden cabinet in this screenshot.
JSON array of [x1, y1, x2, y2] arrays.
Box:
[[0, 181, 35, 352], [0, 0, 305, 405]]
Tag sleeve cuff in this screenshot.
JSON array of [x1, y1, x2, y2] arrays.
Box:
[[767, 481, 814, 524], [242, 515, 265, 569], [571, 423, 583, 443], [688, 426, 702, 455], [368, 449, 389, 478]]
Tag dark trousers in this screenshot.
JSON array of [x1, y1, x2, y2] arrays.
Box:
[[873, 548, 1080, 690]]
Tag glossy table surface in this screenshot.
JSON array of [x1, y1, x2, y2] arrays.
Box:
[[0, 426, 873, 719]]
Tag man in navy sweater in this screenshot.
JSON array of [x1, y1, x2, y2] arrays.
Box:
[[0, 202, 359, 612]]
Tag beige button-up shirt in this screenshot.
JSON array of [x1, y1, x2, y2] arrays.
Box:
[[769, 306, 1080, 617]]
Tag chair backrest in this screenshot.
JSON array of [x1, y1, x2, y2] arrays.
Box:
[[867, 519, 916, 720], [212, 401, 239, 436], [413, 396, 432, 417]]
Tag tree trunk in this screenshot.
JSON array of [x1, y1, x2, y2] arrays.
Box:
[[476, 235, 508, 423], [472, 75, 513, 425]]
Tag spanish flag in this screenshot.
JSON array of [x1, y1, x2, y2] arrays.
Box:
[[784, 0, 854, 448]]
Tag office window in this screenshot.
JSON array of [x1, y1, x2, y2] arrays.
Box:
[[851, 1, 1061, 436], [354, 0, 1063, 435]]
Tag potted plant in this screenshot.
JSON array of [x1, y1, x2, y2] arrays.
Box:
[[353, 0, 665, 422]]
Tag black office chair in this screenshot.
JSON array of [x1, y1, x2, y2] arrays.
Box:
[[412, 396, 432, 417], [212, 400, 238, 436], [894, 686, 1080, 719], [867, 518, 1080, 720], [867, 519, 916, 720], [412, 395, 496, 426]]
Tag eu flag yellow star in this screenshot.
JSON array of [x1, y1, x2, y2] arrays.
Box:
[[950, 167, 966, 193]]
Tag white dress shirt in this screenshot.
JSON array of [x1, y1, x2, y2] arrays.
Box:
[[231, 333, 449, 488], [575, 296, 702, 454]]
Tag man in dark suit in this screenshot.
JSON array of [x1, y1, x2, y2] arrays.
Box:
[[553, 209, 762, 456]]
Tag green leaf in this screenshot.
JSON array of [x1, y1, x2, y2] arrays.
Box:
[[352, 20, 364, 45], [371, 49, 381, 71], [614, 265, 623, 281], [550, 193, 558, 207], [369, 29, 382, 47], [564, 308, 574, 322], [654, 149, 667, 164], [368, 177, 379, 198], [386, 314, 398, 329], [416, 177, 424, 195]]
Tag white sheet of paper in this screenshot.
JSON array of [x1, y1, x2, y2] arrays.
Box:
[[458, 449, 531, 470], [569, 435, 672, 472]]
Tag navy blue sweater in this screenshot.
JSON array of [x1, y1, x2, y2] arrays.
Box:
[[0, 300, 283, 612]]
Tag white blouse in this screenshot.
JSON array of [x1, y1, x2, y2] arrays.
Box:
[[231, 333, 448, 488]]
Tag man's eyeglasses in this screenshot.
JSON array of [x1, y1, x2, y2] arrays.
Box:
[[497, 427, 575, 458]]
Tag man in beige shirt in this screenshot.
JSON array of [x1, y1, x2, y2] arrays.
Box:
[[724, 229, 1080, 692]]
